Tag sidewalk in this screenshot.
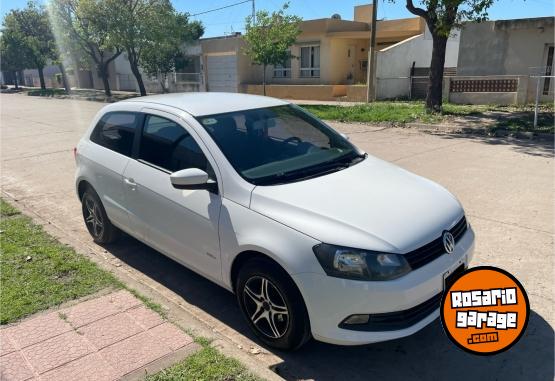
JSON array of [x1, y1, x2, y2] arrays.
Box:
[[0, 290, 198, 381]]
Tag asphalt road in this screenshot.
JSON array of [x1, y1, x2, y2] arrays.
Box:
[[1, 94, 553, 381]]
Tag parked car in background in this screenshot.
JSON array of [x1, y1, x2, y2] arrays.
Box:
[[75, 93, 474, 349]]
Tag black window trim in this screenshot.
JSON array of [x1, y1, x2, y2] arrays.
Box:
[[90, 111, 145, 158], [134, 112, 219, 184]]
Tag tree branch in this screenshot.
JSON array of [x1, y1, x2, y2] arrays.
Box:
[[405, 0, 429, 20]]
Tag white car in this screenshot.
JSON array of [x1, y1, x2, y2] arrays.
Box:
[[75, 93, 474, 350]]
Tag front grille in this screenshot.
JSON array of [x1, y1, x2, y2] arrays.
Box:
[[404, 216, 468, 270], [339, 293, 442, 331]]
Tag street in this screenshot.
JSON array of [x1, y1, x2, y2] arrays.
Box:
[[1, 94, 553, 380]]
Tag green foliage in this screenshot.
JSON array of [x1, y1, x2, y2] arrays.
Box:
[[49, 0, 123, 95], [403, 0, 495, 37], [139, 10, 204, 92], [0, 2, 57, 73], [101, 0, 203, 95], [0, 200, 121, 324], [301, 102, 554, 133], [243, 3, 302, 80], [145, 346, 260, 381]]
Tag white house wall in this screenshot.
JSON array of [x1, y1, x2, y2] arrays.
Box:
[[376, 26, 460, 99]]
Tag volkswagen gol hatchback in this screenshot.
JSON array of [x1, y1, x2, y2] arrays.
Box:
[[75, 93, 474, 350]]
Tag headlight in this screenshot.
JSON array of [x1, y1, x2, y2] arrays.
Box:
[[313, 243, 411, 281]]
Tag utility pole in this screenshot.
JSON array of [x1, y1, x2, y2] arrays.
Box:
[[366, 1, 378, 103], [252, 0, 256, 23]]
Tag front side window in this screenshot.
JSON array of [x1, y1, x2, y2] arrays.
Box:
[[138, 115, 212, 175], [197, 105, 364, 185], [300, 45, 320, 78], [90, 112, 140, 156]]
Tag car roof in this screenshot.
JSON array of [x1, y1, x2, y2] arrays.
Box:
[[124, 92, 289, 117]]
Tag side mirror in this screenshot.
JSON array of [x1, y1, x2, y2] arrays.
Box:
[[170, 168, 218, 193]]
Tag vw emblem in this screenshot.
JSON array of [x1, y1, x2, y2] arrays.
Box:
[[443, 231, 455, 254]]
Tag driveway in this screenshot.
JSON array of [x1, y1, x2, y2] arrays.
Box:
[[1, 94, 553, 381]]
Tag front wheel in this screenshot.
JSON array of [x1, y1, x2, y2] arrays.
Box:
[[236, 258, 311, 350], [81, 188, 119, 244]]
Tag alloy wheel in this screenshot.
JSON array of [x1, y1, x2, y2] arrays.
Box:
[[84, 196, 104, 238], [243, 276, 290, 339]]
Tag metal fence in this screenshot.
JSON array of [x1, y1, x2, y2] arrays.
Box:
[[174, 72, 202, 84]]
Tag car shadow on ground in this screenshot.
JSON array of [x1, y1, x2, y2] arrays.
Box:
[[106, 234, 554, 381], [426, 131, 554, 159]]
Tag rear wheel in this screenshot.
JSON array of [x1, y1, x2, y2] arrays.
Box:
[[81, 188, 119, 244], [236, 258, 311, 350]]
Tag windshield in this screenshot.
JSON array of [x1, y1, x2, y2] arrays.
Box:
[[197, 105, 365, 185]]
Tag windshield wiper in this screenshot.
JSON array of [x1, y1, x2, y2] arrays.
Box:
[[253, 152, 366, 185]]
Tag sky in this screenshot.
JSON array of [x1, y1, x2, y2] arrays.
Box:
[[1, 0, 554, 38]]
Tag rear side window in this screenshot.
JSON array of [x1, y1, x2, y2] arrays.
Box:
[[90, 112, 140, 156], [139, 115, 212, 175]]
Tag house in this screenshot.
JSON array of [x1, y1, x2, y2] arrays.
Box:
[[375, 26, 460, 99], [452, 17, 554, 103], [200, 4, 426, 100]]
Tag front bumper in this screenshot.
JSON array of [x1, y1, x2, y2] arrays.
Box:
[[292, 226, 475, 346]]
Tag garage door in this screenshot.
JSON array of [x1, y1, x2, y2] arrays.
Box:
[[206, 55, 238, 93]]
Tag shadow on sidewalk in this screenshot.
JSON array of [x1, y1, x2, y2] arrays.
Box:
[[105, 234, 554, 381], [427, 131, 554, 158]]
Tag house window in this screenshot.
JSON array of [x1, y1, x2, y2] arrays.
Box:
[[273, 55, 291, 78], [360, 60, 368, 71], [300, 45, 320, 78]]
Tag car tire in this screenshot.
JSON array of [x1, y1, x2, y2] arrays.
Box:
[[236, 258, 311, 350], [81, 187, 119, 244]]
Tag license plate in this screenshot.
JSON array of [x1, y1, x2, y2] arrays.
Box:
[[444, 263, 466, 291]]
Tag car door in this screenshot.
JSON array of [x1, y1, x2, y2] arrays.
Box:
[[86, 111, 142, 228], [122, 110, 223, 283]]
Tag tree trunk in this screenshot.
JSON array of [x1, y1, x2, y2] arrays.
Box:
[[129, 59, 146, 96], [37, 66, 46, 90], [426, 34, 448, 112], [159, 74, 169, 93], [98, 63, 112, 97], [263, 64, 266, 96], [58, 63, 70, 94], [13, 71, 19, 89]]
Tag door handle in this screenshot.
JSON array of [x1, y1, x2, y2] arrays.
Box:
[[124, 178, 137, 189]]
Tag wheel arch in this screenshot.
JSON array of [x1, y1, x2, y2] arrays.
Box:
[[77, 179, 93, 200]]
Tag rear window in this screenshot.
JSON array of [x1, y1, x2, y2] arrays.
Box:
[[90, 112, 140, 156]]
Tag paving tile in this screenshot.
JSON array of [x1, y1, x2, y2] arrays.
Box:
[[99, 331, 171, 378], [61, 295, 122, 328], [0, 330, 17, 356], [78, 313, 143, 349], [40, 353, 117, 381], [149, 323, 193, 351], [22, 331, 93, 374], [4, 312, 72, 349], [0, 351, 34, 381], [107, 290, 141, 311], [127, 306, 164, 330]]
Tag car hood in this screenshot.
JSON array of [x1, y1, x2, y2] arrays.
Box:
[[250, 155, 464, 253]]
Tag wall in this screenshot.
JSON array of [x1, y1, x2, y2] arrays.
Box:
[[376, 26, 460, 99], [457, 17, 554, 101], [457, 18, 554, 76], [240, 84, 367, 101]]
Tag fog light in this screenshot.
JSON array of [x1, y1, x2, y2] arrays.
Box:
[[342, 314, 370, 325]]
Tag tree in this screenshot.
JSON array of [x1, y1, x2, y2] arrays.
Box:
[[2, 2, 58, 90], [106, 0, 197, 96], [0, 26, 32, 89], [49, 0, 122, 97], [140, 12, 204, 93], [244, 3, 302, 95], [403, 0, 494, 112]]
